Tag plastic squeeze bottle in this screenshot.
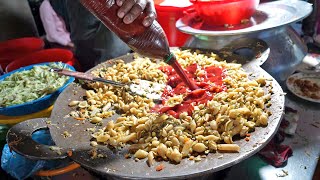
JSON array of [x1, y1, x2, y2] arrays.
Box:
[[80, 0, 198, 90]]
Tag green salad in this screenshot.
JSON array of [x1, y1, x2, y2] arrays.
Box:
[[0, 63, 70, 107]]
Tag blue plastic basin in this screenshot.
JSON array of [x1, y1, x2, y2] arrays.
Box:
[[0, 62, 75, 116]]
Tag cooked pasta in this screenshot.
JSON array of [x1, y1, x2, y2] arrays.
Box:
[[68, 49, 272, 164]]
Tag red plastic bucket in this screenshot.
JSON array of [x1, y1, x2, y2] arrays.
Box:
[[0, 37, 44, 69], [155, 0, 192, 47], [5, 48, 77, 72]]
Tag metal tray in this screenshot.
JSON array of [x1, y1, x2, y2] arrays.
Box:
[[176, 0, 312, 36], [7, 38, 285, 179]]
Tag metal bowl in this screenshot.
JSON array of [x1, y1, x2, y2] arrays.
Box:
[[0, 62, 75, 116]]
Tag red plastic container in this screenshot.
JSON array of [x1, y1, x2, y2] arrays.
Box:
[[190, 0, 260, 26], [5, 48, 78, 72], [0, 37, 44, 69], [155, 0, 192, 47]]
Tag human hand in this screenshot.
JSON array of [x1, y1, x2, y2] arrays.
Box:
[[116, 0, 156, 27], [67, 42, 75, 48]]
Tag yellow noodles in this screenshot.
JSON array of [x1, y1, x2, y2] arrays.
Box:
[[68, 49, 272, 164]]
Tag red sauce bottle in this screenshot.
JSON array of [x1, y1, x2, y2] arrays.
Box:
[[80, 0, 170, 59], [80, 0, 198, 90]]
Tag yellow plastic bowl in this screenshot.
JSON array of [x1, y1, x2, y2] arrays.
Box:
[[0, 106, 53, 125]]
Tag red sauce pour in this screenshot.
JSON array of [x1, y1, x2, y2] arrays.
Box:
[[169, 58, 199, 91], [154, 63, 226, 118]]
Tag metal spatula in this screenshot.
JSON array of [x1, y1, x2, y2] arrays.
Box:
[[51, 68, 166, 100]]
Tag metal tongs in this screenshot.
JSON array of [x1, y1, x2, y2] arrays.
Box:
[[51, 68, 166, 100]]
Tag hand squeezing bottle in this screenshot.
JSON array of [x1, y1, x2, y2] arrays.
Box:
[[80, 0, 198, 90]]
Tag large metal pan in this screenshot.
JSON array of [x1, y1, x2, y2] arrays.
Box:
[[7, 38, 285, 179]]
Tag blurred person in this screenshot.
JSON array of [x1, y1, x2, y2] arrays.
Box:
[[310, 0, 320, 46], [301, 0, 319, 45], [40, 0, 74, 48], [66, 0, 156, 71]]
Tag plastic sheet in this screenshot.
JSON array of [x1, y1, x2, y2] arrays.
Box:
[[1, 145, 46, 180], [1, 129, 64, 180]]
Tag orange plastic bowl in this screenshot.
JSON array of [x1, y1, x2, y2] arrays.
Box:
[[5, 48, 76, 72], [190, 0, 260, 26]]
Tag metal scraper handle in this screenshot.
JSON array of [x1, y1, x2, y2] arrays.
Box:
[[51, 68, 125, 87], [51, 69, 165, 101]]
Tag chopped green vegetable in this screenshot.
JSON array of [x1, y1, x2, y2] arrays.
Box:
[[0, 63, 70, 107]]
